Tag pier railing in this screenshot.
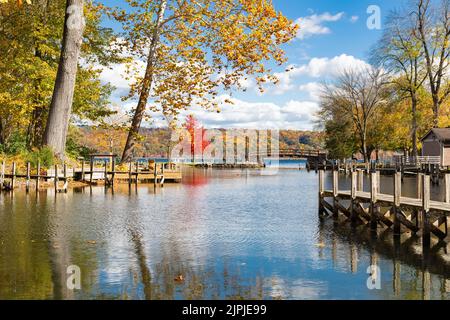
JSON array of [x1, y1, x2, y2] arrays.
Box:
[[318, 169, 450, 250]]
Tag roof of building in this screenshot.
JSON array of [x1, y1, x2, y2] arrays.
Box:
[[421, 128, 450, 143]]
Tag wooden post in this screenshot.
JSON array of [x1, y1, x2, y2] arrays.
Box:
[[135, 161, 139, 184], [54, 164, 58, 193], [393, 172, 401, 235], [357, 169, 363, 191], [26, 162, 31, 192], [421, 175, 431, 248], [350, 171, 357, 223], [318, 170, 325, 216], [128, 162, 132, 185], [111, 157, 116, 187], [11, 162, 16, 190], [104, 160, 108, 185], [445, 174, 450, 204], [370, 172, 378, 230], [81, 160, 85, 182], [89, 157, 94, 184], [332, 170, 339, 218], [417, 173, 423, 199], [0, 160, 4, 189], [63, 163, 68, 192], [36, 161, 40, 191]]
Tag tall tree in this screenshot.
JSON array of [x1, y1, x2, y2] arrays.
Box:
[[320, 67, 388, 162], [42, 0, 85, 159], [111, 0, 298, 163], [414, 0, 450, 127], [372, 9, 427, 157]]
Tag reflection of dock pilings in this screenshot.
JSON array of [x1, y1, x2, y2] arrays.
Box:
[[318, 217, 450, 299]]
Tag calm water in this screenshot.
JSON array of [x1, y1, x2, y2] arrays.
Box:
[[0, 166, 449, 300]]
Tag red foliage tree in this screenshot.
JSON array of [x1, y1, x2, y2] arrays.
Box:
[[183, 115, 210, 163]]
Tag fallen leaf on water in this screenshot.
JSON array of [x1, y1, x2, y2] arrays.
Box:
[[87, 240, 97, 245], [174, 275, 184, 282]]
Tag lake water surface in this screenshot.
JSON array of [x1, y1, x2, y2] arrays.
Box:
[[0, 166, 449, 300]]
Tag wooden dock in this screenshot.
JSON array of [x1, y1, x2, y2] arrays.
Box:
[[0, 159, 182, 193], [318, 169, 450, 250]]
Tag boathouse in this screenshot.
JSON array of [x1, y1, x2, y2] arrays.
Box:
[[421, 128, 450, 166]]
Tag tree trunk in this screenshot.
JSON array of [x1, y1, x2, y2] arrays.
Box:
[[361, 130, 368, 162], [121, 0, 167, 163], [432, 97, 439, 128], [42, 0, 85, 159], [411, 93, 419, 158]]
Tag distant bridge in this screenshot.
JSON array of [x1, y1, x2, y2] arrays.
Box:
[[249, 148, 328, 162]]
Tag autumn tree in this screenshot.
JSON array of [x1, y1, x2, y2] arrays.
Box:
[[183, 115, 210, 163], [414, 0, 450, 127], [320, 67, 389, 162], [372, 9, 427, 157], [42, 0, 86, 159], [0, 0, 120, 155], [110, 0, 298, 163]]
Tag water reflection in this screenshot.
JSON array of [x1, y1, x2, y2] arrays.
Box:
[[0, 168, 449, 300]]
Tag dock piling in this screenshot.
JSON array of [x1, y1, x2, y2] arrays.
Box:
[[11, 162, 16, 190], [445, 174, 450, 204], [393, 172, 402, 235], [26, 162, 31, 192], [36, 161, 40, 191], [421, 175, 431, 248], [370, 172, 378, 230]]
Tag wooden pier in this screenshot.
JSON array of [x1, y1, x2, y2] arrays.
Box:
[[0, 158, 182, 193], [318, 169, 450, 250]]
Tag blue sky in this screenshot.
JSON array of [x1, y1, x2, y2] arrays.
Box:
[[99, 0, 403, 130]]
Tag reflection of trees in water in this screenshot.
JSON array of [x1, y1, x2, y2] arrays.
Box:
[[0, 192, 53, 299], [0, 191, 99, 299], [125, 211, 265, 300], [318, 218, 450, 300]]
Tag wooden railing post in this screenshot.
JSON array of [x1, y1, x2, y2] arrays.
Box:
[[417, 173, 423, 200], [63, 163, 68, 192], [393, 172, 402, 235], [54, 164, 58, 193], [318, 170, 325, 216], [26, 162, 31, 192], [332, 170, 339, 218], [111, 157, 116, 186], [36, 161, 41, 191], [445, 174, 450, 204], [128, 162, 132, 184], [11, 162, 16, 190], [357, 169, 363, 191], [370, 172, 378, 230], [422, 175, 431, 248], [104, 160, 108, 185], [350, 171, 357, 223], [89, 158, 94, 184], [81, 160, 85, 182]]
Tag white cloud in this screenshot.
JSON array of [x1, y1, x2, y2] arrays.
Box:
[[265, 54, 369, 95], [295, 12, 344, 39], [171, 95, 320, 130], [299, 82, 322, 102]]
